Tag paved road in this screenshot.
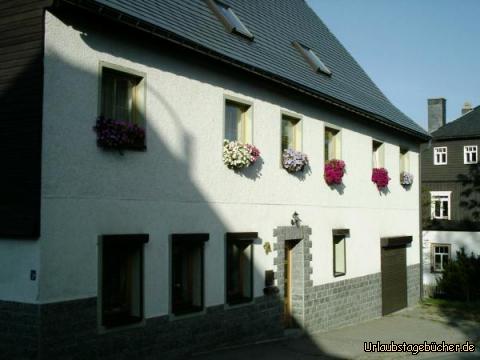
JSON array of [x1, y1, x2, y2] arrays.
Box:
[[192, 305, 480, 359]]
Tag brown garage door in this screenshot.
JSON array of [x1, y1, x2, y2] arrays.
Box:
[[381, 246, 407, 315]]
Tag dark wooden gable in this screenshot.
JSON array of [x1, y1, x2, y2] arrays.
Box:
[[0, 1, 52, 238]]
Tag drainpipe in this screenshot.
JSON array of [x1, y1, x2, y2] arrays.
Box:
[[419, 143, 426, 301]]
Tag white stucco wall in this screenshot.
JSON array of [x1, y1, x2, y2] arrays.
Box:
[[0, 240, 39, 303], [29, 11, 422, 314], [422, 230, 480, 287]]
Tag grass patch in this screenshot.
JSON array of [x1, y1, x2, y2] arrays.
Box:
[[422, 298, 480, 322]]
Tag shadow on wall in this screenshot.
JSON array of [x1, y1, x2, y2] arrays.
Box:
[[0, 6, 349, 360]]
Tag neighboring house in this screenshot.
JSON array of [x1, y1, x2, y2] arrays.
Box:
[[421, 99, 480, 295], [1, 1, 429, 359]]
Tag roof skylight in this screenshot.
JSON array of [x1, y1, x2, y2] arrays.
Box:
[[208, 0, 254, 40], [293, 41, 332, 76]]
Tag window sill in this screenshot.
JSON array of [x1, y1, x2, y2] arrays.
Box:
[[225, 298, 254, 310], [334, 272, 346, 278], [170, 308, 206, 321], [98, 318, 145, 334], [98, 143, 147, 152]]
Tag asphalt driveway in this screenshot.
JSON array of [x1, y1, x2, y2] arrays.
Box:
[[192, 305, 480, 359]]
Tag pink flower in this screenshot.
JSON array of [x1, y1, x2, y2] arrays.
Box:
[[324, 159, 345, 185], [245, 144, 261, 162], [372, 168, 390, 189]]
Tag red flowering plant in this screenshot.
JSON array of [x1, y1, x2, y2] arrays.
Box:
[[93, 116, 146, 152], [324, 159, 345, 185], [371, 168, 390, 190]]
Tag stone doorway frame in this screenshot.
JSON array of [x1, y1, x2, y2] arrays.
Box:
[[273, 225, 313, 328]]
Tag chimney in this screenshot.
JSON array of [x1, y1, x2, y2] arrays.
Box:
[[428, 98, 446, 133], [462, 101, 473, 115]]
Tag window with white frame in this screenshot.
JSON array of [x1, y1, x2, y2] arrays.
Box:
[[101, 67, 145, 124], [433, 147, 447, 165], [372, 140, 385, 168], [224, 99, 252, 143], [431, 244, 450, 273], [325, 127, 341, 161], [281, 114, 301, 152], [464, 145, 478, 164], [430, 191, 451, 220], [400, 148, 410, 173]]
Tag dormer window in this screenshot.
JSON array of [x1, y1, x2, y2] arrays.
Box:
[[293, 41, 332, 76], [207, 0, 254, 40]]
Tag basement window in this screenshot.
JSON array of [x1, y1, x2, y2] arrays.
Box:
[[100, 234, 148, 329], [293, 41, 332, 76], [333, 234, 346, 277], [226, 233, 255, 305], [171, 234, 209, 316], [207, 0, 254, 40]]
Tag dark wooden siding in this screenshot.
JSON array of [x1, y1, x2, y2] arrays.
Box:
[[421, 139, 480, 182], [421, 138, 480, 230], [423, 181, 480, 230], [0, 1, 51, 238]]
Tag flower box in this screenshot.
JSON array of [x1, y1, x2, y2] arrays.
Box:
[[400, 171, 414, 186], [372, 168, 390, 190], [324, 159, 345, 185], [282, 148, 309, 173], [93, 116, 146, 152], [223, 139, 260, 169]]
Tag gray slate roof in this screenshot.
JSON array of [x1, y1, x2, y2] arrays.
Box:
[[431, 106, 480, 140], [82, 0, 429, 139]]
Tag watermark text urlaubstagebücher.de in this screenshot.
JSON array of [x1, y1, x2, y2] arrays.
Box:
[[364, 341, 475, 355]]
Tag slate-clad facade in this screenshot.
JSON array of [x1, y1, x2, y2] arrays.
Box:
[[0, 0, 52, 237], [1, 1, 426, 358], [422, 101, 480, 294]]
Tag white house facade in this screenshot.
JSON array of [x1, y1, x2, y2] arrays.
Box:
[[0, 1, 429, 359]]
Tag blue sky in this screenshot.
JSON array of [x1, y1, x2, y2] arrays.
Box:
[[307, 0, 480, 130]]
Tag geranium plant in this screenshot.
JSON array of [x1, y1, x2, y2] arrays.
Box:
[[400, 171, 414, 186], [371, 168, 390, 190], [93, 116, 146, 151], [223, 139, 260, 169], [324, 159, 345, 185], [282, 148, 309, 173]]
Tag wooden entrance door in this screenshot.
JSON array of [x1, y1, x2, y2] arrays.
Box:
[[381, 246, 407, 315], [284, 241, 294, 328]]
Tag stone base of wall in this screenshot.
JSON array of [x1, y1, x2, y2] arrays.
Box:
[[1, 296, 283, 360], [303, 272, 382, 333], [303, 264, 421, 333], [1, 264, 422, 359], [0, 301, 39, 360], [407, 264, 421, 306]]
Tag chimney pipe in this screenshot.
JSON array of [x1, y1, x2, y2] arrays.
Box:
[[428, 98, 446, 133], [462, 101, 473, 115]]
